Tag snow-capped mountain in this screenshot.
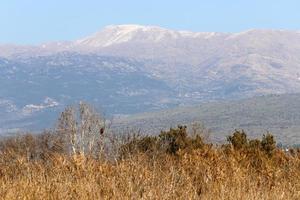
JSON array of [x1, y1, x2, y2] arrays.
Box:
[[1, 25, 300, 133], [75, 24, 223, 47]]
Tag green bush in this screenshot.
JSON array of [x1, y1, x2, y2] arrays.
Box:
[[120, 125, 204, 156], [227, 130, 248, 150], [159, 125, 188, 154], [261, 133, 276, 156], [226, 130, 276, 157], [119, 135, 158, 157]]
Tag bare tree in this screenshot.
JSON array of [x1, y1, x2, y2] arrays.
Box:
[[56, 102, 105, 157]]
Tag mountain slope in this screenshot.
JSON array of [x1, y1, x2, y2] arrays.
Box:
[[1, 25, 300, 135], [0, 53, 176, 133], [115, 93, 300, 145]]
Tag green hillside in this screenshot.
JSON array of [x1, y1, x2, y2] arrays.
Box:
[[115, 93, 300, 145]]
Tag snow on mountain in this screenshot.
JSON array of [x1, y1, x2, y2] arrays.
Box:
[[76, 25, 169, 47], [75, 24, 222, 48], [22, 97, 59, 115], [1, 25, 299, 62]]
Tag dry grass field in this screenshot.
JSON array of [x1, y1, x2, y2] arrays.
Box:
[[0, 105, 299, 199], [0, 130, 299, 200]]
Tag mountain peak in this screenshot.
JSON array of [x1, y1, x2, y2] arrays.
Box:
[[75, 24, 183, 47], [72, 25, 300, 49]]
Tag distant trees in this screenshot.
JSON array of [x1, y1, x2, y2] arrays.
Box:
[[120, 125, 205, 156], [119, 125, 279, 158], [227, 130, 276, 156], [0, 101, 282, 163]]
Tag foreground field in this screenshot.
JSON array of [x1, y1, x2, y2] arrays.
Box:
[[0, 129, 299, 200], [0, 105, 299, 199], [1, 152, 299, 199]]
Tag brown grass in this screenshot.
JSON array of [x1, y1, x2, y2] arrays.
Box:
[[0, 128, 299, 200]]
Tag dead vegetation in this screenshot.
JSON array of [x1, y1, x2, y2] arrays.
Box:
[[0, 103, 299, 199]]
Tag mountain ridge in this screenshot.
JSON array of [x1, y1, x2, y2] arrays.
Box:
[[1, 25, 300, 137], [1, 25, 300, 58]]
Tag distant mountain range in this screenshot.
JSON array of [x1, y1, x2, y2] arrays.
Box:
[[1, 25, 300, 134]]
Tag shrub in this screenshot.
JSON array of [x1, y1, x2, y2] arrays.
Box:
[[159, 125, 189, 154], [119, 125, 204, 157], [119, 135, 158, 158], [227, 130, 248, 150], [261, 133, 276, 156], [226, 130, 277, 158]]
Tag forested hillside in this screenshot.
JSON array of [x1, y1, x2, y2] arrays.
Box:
[[115, 93, 300, 145]]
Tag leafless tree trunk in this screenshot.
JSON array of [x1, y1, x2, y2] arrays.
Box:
[[56, 102, 105, 157]]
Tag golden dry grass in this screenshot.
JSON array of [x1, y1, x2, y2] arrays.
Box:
[[0, 142, 299, 200]]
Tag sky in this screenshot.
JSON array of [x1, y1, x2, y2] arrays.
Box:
[[0, 0, 300, 44]]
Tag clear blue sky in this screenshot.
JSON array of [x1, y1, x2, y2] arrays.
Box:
[[1, 0, 300, 44]]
